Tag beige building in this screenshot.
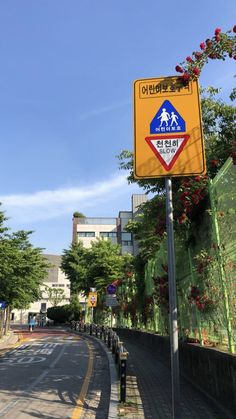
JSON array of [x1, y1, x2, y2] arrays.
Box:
[[72, 194, 148, 255], [11, 254, 71, 325]]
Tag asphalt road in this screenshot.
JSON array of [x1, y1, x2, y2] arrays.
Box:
[[0, 328, 110, 419]]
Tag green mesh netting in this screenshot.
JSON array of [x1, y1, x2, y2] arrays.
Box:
[[143, 158, 236, 352]]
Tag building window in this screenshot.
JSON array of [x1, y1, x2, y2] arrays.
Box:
[[78, 232, 95, 237], [100, 232, 117, 238], [41, 303, 47, 312], [121, 232, 132, 241], [122, 240, 133, 246], [52, 284, 65, 287], [121, 232, 132, 246]]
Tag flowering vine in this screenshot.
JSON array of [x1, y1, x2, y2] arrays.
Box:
[[187, 250, 220, 314], [175, 175, 209, 225], [175, 25, 236, 83]]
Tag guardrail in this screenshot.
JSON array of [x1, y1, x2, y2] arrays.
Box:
[[70, 321, 128, 403]]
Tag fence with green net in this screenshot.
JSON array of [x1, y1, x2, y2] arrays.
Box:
[[148, 158, 236, 353], [117, 158, 236, 354]]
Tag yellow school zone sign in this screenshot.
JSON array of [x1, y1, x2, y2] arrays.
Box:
[[133, 76, 206, 178], [87, 292, 97, 307]]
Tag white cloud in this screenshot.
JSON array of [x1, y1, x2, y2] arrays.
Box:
[[0, 173, 134, 223], [78, 99, 131, 120]]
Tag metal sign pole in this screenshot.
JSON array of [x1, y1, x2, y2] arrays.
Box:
[[165, 177, 181, 419]]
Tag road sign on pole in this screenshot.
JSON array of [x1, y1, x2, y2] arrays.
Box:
[[0, 301, 6, 309], [87, 292, 97, 308], [107, 284, 116, 295], [133, 76, 206, 178]]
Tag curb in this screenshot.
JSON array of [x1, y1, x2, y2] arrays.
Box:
[[0, 331, 19, 350], [70, 329, 119, 419]]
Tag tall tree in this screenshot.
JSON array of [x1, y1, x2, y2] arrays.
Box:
[[61, 242, 88, 294], [45, 286, 66, 307], [0, 229, 50, 333]]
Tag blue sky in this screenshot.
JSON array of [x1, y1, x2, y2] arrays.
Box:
[[0, 1, 235, 254]]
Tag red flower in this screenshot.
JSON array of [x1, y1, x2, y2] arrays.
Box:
[[178, 213, 188, 224], [186, 56, 193, 63], [193, 67, 200, 76], [180, 72, 190, 83], [191, 194, 200, 204], [200, 42, 205, 50], [215, 28, 221, 35], [210, 159, 219, 167], [175, 65, 184, 73], [194, 176, 202, 182], [194, 51, 202, 60], [180, 191, 190, 201], [205, 39, 212, 48]]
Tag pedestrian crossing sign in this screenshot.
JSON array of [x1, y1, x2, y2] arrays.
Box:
[[133, 76, 206, 178], [150, 100, 185, 134]]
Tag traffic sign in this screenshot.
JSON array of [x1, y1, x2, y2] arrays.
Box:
[[107, 284, 116, 295], [105, 295, 119, 307], [0, 301, 6, 309], [150, 100, 186, 134], [87, 292, 97, 307], [133, 76, 206, 178], [145, 134, 189, 171]]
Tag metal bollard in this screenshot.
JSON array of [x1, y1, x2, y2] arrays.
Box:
[[120, 352, 128, 403], [90, 324, 92, 335], [95, 325, 98, 337], [107, 330, 111, 348], [112, 335, 116, 354], [84, 324, 86, 333], [79, 322, 81, 332], [115, 341, 122, 364]]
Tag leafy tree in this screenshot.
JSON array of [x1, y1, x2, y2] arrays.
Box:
[[61, 242, 88, 294], [47, 305, 71, 324], [0, 226, 50, 333], [126, 196, 166, 262], [73, 211, 85, 218], [45, 286, 65, 307], [85, 239, 126, 293], [61, 238, 134, 299], [201, 87, 236, 176]]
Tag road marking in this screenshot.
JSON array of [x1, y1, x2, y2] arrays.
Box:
[[0, 355, 46, 365], [71, 340, 94, 419]]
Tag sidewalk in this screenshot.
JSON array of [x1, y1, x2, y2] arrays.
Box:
[[0, 329, 19, 352], [119, 335, 235, 419]]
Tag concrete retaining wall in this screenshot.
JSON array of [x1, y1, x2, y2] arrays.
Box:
[[116, 328, 236, 414]]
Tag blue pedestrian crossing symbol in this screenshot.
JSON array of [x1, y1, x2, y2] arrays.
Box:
[[150, 100, 186, 134]]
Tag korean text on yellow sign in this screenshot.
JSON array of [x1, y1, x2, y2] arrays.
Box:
[[133, 76, 206, 178]]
